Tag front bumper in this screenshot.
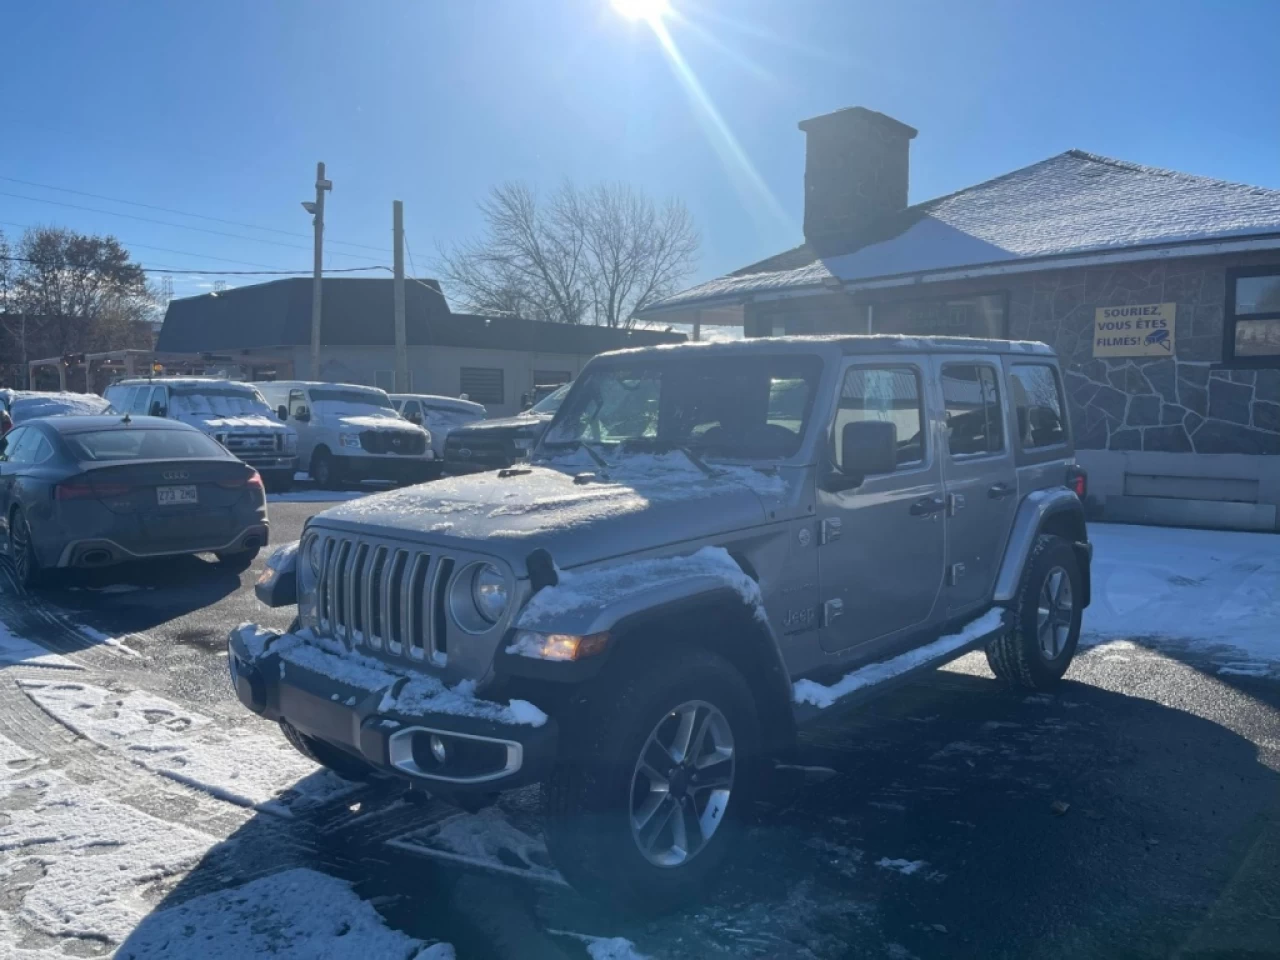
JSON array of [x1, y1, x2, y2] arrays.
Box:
[[227, 625, 557, 791], [241, 455, 297, 473], [333, 453, 436, 483]]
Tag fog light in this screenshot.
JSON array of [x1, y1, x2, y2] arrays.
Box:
[[430, 735, 448, 764]]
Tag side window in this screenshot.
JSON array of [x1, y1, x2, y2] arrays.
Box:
[[834, 366, 925, 470], [1009, 364, 1066, 449], [28, 434, 54, 464], [2, 427, 31, 463], [942, 364, 1004, 457], [148, 386, 168, 417], [129, 386, 152, 414], [402, 400, 421, 419], [288, 390, 308, 417]]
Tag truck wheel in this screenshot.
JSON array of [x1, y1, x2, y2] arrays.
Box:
[[310, 448, 338, 488], [279, 721, 375, 782], [986, 534, 1083, 689], [543, 646, 759, 912]]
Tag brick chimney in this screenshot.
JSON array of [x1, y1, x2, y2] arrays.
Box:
[[798, 106, 918, 250]]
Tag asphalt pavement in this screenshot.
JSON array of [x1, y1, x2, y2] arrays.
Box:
[[1, 498, 1277, 959]]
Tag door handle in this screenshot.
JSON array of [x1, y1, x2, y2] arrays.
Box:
[[910, 495, 946, 516], [988, 482, 1015, 500]]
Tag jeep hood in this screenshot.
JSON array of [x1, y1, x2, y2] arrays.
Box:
[[314, 452, 793, 573]]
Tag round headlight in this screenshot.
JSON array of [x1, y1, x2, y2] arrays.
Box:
[[471, 563, 509, 624]]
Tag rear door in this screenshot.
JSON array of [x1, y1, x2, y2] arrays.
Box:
[[817, 358, 946, 652], [935, 357, 1018, 616]]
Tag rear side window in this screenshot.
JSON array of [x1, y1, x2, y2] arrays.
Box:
[[2, 427, 36, 463], [1009, 364, 1066, 449], [66, 428, 228, 462], [942, 364, 1004, 456], [835, 366, 925, 469]]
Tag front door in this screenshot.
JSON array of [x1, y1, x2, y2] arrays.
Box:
[[935, 358, 1018, 617], [818, 360, 946, 652]]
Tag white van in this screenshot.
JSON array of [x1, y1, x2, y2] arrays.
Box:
[[256, 381, 434, 488], [103, 378, 297, 490], [389, 394, 486, 460]]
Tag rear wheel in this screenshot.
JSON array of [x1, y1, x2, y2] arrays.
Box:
[[9, 509, 48, 589], [279, 722, 375, 781], [310, 448, 338, 489], [543, 646, 759, 912], [986, 534, 1083, 689], [214, 547, 260, 573]]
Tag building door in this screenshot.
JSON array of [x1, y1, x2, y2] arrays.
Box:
[[935, 358, 1018, 616], [817, 360, 946, 652]]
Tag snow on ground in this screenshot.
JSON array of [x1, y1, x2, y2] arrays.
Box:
[[794, 609, 1004, 709], [388, 806, 567, 886], [0, 622, 82, 671], [0, 733, 37, 776], [19, 680, 356, 815], [550, 930, 652, 960], [1084, 523, 1280, 665], [113, 868, 449, 960]]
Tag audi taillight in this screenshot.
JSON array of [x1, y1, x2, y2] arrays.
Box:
[[218, 471, 264, 492], [55, 483, 96, 501]]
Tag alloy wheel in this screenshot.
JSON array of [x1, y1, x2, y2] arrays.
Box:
[[1037, 566, 1074, 659], [630, 699, 735, 868], [11, 514, 33, 585]]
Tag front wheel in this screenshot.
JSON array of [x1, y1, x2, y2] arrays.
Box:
[[543, 646, 759, 912], [986, 534, 1083, 689], [310, 448, 338, 489]]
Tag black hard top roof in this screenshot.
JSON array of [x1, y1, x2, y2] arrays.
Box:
[[595, 334, 1056, 361]]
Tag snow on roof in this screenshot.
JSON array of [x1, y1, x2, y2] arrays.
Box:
[[6, 391, 111, 421], [646, 150, 1280, 313]]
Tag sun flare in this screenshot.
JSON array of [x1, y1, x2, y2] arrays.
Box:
[[611, 0, 671, 23]]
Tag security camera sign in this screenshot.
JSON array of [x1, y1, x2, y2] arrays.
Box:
[[1093, 303, 1176, 358]]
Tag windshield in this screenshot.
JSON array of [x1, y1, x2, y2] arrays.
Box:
[[310, 386, 397, 418], [542, 355, 821, 460], [530, 382, 571, 415], [169, 384, 273, 419]]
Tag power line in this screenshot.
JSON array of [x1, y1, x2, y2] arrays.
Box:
[[0, 190, 387, 263], [0, 173, 390, 254], [0, 253, 389, 277]]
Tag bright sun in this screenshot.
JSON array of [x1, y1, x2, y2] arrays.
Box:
[[611, 0, 671, 23]]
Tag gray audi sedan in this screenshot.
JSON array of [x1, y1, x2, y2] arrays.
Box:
[[0, 415, 269, 587]]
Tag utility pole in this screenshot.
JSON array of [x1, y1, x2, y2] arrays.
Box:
[[303, 162, 332, 379], [392, 200, 408, 393]]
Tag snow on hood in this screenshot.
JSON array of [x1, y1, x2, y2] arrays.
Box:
[[180, 414, 287, 431], [8, 392, 111, 421], [316, 450, 791, 571], [334, 413, 420, 431]]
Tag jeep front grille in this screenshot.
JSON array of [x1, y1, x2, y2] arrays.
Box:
[[312, 533, 449, 665]]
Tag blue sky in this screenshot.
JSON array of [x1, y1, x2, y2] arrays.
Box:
[[3, 0, 1279, 302]]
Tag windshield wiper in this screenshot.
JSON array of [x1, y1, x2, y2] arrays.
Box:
[[620, 438, 720, 478]]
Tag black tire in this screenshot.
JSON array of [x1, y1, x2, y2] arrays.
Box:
[[543, 646, 760, 913], [279, 722, 375, 782], [9, 508, 48, 589], [986, 534, 1083, 689], [214, 547, 260, 573], [310, 448, 338, 489]]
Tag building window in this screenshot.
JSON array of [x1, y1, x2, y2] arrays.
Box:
[[460, 367, 504, 405], [1009, 363, 1066, 450], [941, 364, 1004, 457], [1225, 267, 1280, 366], [533, 369, 572, 388], [872, 292, 1006, 339]]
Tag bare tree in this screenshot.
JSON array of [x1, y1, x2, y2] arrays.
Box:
[[440, 181, 698, 328]]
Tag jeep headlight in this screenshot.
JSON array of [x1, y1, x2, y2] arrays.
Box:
[[297, 535, 324, 629], [339, 433, 362, 449], [450, 562, 510, 632]]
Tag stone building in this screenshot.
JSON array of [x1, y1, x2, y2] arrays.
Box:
[[640, 106, 1280, 531]]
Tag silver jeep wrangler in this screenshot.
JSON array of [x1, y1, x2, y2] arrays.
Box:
[[231, 335, 1091, 908]]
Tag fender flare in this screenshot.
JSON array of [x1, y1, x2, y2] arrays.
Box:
[[992, 489, 1090, 605]]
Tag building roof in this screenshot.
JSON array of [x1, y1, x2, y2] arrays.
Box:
[[642, 150, 1280, 315], [157, 278, 685, 354]]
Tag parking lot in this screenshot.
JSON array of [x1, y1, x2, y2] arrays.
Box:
[[1, 495, 1278, 959]]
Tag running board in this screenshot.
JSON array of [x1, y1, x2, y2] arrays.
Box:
[[791, 608, 1010, 726]]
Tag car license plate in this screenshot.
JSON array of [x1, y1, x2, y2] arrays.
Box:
[[157, 485, 198, 506]]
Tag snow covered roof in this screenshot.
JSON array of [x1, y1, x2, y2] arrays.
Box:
[[642, 151, 1280, 315]]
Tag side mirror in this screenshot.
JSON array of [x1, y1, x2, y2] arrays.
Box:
[[408, 412, 423, 425], [837, 420, 898, 487], [277, 405, 288, 421], [294, 407, 311, 423]]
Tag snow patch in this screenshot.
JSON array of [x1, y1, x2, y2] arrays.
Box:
[[550, 930, 652, 960], [7, 391, 111, 422], [0, 732, 37, 776], [516, 545, 763, 632], [114, 867, 442, 959], [0, 622, 82, 670], [388, 807, 567, 886], [876, 857, 927, 876], [794, 608, 1004, 708], [20, 681, 356, 815]]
